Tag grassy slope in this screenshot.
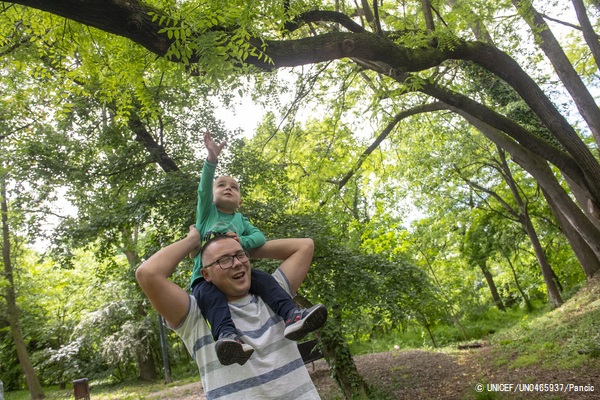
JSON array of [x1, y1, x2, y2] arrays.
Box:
[[489, 275, 600, 370]]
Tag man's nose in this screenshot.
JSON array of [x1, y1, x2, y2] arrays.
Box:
[[231, 256, 244, 269]]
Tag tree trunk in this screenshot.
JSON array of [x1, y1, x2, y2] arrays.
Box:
[[571, 0, 600, 72], [418, 312, 438, 347], [136, 345, 157, 381], [542, 189, 600, 279], [521, 213, 564, 307], [421, 0, 435, 32], [478, 261, 506, 311], [421, 80, 600, 209], [10, 0, 600, 210], [296, 299, 369, 399], [122, 237, 157, 381], [563, 174, 600, 232], [1, 175, 45, 400], [497, 147, 563, 307], [503, 251, 533, 311], [512, 0, 600, 150]]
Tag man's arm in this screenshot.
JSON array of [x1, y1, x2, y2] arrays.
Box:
[[136, 226, 201, 327], [249, 238, 314, 293]]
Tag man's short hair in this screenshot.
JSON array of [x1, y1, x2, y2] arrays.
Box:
[[200, 232, 236, 266]]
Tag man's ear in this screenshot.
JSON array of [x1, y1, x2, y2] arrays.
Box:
[[201, 268, 212, 282]]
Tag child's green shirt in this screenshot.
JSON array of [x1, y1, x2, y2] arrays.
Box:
[[190, 160, 266, 287]]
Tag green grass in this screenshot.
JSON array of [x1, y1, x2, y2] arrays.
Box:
[[490, 276, 600, 370], [348, 305, 542, 355], [5, 375, 199, 400]]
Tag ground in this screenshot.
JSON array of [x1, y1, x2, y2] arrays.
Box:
[[146, 343, 599, 399]]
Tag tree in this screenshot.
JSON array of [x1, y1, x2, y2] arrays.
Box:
[[1, 170, 44, 399], [455, 147, 564, 308], [3, 0, 600, 218], [2, 0, 600, 396], [3, 0, 599, 276]]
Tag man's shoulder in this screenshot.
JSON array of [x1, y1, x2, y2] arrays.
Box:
[[170, 294, 202, 331]]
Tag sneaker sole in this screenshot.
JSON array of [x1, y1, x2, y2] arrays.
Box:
[[284, 304, 328, 341], [215, 341, 254, 366]]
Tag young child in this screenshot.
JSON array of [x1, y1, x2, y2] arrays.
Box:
[[190, 131, 327, 366]]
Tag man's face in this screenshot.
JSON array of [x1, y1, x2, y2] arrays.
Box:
[[213, 176, 241, 212], [201, 238, 251, 301]]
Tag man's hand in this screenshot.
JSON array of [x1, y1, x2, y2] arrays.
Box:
[[204, 131, 227, 164]]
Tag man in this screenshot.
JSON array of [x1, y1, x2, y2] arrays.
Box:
[[135, 226, 322, 399]]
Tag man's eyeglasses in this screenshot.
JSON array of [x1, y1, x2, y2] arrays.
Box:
[[204, 250, 249, 270]]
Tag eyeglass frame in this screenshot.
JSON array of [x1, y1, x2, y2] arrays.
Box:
[[203, 250, 250, 270]]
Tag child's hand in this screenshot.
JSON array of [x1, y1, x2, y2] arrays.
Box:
[[225, 231, 240, 243], [204, 131, 227, 163]]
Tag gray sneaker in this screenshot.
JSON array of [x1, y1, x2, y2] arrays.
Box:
[[215, 333, 254, 366], [284, 304, 328, 341]]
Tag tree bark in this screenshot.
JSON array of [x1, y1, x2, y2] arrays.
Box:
[[122, 229, 158, 381], [296, 298, 369, 399], [8, 0, 600, 209], [136, 345, 157, 381], [502, 251, 533, 311], [129, 116, 180, 173], [1, 174, 45, 399], [420, 67, 600, 212], [521, 210, 564, 307], [571, 0, 600, 72], [478, 261, 506, 311], [421, 0, 435, 32], [542, 189, 600, 279]]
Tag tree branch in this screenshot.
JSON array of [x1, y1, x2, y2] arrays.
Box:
[[319, 102, 447, 206]]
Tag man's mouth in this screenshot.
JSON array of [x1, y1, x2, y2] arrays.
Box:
[[232, 271, 245, 280]]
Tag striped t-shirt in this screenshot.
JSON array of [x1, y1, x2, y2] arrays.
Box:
[[172, 268, 321, 400]]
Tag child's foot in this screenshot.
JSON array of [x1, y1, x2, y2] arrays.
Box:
[[284, 304, 328, 341], [215, 333, 254, 366]]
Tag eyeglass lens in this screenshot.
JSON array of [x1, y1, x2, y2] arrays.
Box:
[[217, 251, 248, 269]]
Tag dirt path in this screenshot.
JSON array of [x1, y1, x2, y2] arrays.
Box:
[[148, 345, 599, 399]]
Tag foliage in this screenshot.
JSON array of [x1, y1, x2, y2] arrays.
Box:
[[2, 0, 600, 397]]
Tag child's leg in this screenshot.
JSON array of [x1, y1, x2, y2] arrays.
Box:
[[249, 238, 328, 341], [250, 269, 297, 319], [249, 238, 314, 293], [192, 279, 236, 341], [192, 280, 254, 365]]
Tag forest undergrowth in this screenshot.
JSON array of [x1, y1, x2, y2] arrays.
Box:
[[5, 277, 600, 400]]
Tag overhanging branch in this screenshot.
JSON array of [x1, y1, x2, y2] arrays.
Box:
[[319, 102, 447, 207]]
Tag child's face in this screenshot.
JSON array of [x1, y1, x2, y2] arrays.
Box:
[[213, 176, 242, 212]]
